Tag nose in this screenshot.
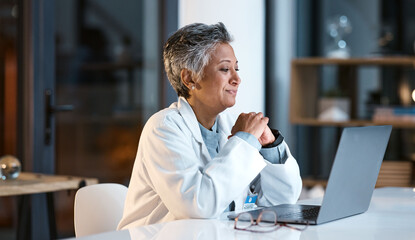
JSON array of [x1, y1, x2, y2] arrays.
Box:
[[230, 69, 241, 86]]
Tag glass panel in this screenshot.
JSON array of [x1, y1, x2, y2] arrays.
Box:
[[54, 0, 161, 236], [55, 0, 160, 182], [0, 1, 18, 238], [0, 1, 18, 158]]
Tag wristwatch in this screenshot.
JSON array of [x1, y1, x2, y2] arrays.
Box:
[[264, 129, 284, 148]]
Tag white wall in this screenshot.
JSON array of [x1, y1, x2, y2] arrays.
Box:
[[179, 0, 265, 114], [273, 0, 296, 142]]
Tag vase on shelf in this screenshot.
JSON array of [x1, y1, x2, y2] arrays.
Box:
[[318, 98, 350, 122], [325, 15, 352, 58]]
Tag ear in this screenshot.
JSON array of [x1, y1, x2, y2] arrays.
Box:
[[180, 69, 195, 90]]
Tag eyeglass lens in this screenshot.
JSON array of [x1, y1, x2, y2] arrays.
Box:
[[235, 213, 253, 229], [235, 211, 278, 230], [257, 211, 277, 227]]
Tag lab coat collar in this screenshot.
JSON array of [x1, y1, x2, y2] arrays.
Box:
[[176, 97, 230, 145], [177, 97, 204, 143]]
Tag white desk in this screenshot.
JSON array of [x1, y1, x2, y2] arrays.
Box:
[[64, 187, 415, 240]]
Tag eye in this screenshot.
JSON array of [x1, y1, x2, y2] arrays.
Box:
[[220, 68, 229, 73], [235, 68, 239, 72]]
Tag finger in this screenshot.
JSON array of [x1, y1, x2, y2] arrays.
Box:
[[238, 112, 251, 119], [256, 112, 264, 119]]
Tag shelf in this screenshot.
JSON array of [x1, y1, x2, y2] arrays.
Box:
[[302, 178, 328, 188], [291, 118, 415, 128], [290, 57, 415, 188], [302, 161, 415, 189], [290, 57, 415, 127], [292, 57, 415, 67]]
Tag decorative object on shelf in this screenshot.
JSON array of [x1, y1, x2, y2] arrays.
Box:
[[0, 155, 21, 180], [318, 98, 350, 121], [318, 89, 350, 122], [398, 76, 413, 106], [372, 106, 415, 123], [326, 15, 352, 58], [374, 25, 396, 56]]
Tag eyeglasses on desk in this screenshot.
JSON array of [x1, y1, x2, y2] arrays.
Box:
[[234, 210, 308, 233]]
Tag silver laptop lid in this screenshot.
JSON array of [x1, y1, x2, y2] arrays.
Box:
[[317, 125, 392, 224]]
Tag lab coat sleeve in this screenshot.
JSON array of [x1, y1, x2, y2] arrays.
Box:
[[255, 141, 303, 206], [141, 114, 266, 219]]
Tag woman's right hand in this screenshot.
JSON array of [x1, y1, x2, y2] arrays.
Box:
[[230, 112, 269, 140]]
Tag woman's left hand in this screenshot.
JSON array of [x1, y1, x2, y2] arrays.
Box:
[[258, 125, 276, 147]]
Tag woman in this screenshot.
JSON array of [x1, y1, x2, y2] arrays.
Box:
[[118, 22, 302, 229]]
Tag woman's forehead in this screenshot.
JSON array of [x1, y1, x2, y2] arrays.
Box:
[[210, 43, 237, 63]]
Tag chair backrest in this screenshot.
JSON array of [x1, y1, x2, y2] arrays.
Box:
[[74, 183, 128, 237]]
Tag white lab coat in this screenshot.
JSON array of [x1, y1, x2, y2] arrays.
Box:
[[118, 97, 302, 229]]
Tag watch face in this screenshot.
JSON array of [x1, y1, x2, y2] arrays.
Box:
[[276, 133, 284, 145], [271, 129, 284, 146]]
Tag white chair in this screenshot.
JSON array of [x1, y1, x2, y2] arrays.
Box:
[[74, 183, 128, 237]]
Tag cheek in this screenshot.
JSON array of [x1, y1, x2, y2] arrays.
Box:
[[206, 80, 222, 92]]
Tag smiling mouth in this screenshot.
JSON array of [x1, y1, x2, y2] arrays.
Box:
[[226, 90, 238, 95]]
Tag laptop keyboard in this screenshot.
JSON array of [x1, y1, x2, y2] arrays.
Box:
[[279, 206, 320, 220]]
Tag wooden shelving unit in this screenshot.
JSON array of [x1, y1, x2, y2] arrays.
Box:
[[292, 57, 415, 66], [292, 118, 415, 128], [290, 57, 415, 126], [290, 57, 415, 188]]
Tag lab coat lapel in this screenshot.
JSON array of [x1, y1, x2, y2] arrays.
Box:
[[217, 113, 231, 149], [178, 100, 247, 208], [177, 97, 203, 143], [177, 97, 211, 161], [218, 111, 249, 209]]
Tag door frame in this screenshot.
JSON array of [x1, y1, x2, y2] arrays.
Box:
[[20, 0, 55, 174], [19, 0, 56, 239]]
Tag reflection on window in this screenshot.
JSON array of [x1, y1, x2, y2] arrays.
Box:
[[54, 1, 162, 236]]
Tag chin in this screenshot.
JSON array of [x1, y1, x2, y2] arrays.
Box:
[[226, 100, 236, 108], [219, 97, 236, 110]]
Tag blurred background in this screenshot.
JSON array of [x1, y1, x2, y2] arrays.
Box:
[[1, 0, 414, 239]]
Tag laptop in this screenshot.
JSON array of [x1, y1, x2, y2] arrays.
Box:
[[228, 125, 392, 225]]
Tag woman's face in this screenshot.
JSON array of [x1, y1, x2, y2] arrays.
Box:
[[190, 43, 241, 114]]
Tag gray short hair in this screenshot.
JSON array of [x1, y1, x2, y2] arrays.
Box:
[[163, 22, 233, 98]]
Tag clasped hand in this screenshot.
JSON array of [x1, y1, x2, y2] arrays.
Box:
[[230, 112, 276, 146]]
